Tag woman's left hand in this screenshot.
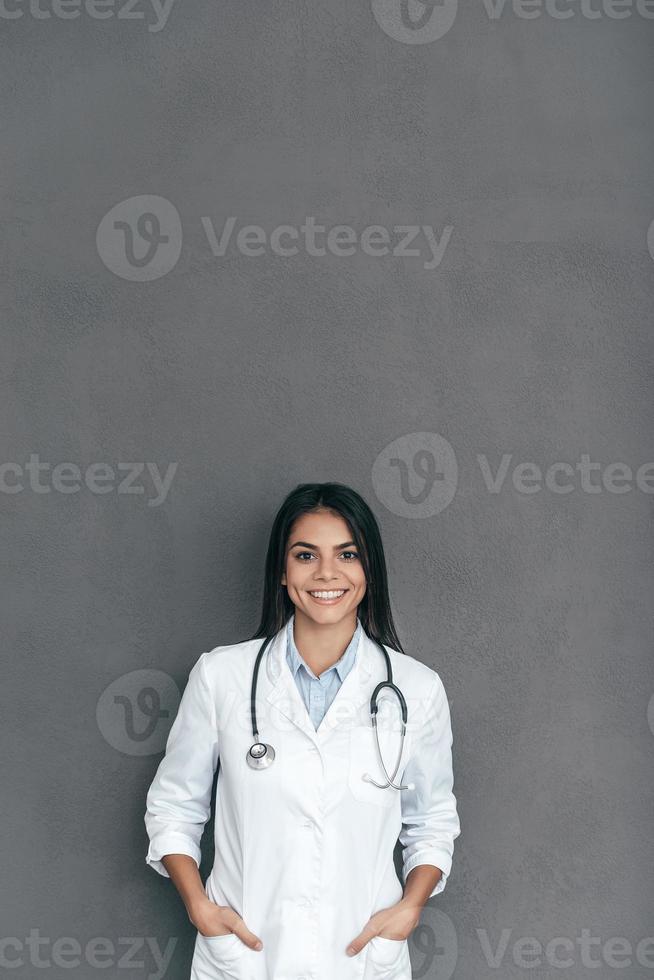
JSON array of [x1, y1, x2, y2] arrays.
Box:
[[345, 899, 423, 956]]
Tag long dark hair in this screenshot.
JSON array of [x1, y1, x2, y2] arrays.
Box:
[[248, 482, 405, 654]]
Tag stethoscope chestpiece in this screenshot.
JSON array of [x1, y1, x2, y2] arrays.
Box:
[[246, 741, 276, 770]]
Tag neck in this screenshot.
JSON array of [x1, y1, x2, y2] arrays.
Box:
[[291, 609, 358, 677]]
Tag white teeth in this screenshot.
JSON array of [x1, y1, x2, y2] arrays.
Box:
[[309, 590, 345, 599]]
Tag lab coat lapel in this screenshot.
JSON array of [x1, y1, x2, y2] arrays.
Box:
[[264, 624, 375, 745], [316, 630, 374, 742], [264, 628, 316, 740]]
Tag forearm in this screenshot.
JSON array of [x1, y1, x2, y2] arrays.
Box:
[[161, 854, 208, 921], [401, 864, 443, 908]]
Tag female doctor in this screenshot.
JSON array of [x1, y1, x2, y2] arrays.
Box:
[[144, 482, 460, 980]]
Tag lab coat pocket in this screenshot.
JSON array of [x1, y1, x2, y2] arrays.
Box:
[[191, 931, 245, 980], [347, 722, 404, 809], [367, 935, 410, 977]]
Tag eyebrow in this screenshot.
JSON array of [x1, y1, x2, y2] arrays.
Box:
[[288, 540, 357, 551]]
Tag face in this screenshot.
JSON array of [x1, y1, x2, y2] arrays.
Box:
[[281, 509, 367, 626]]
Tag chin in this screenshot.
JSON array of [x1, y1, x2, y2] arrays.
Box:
[[302, 599, 357, 620]]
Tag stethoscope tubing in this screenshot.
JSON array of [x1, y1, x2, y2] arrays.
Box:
[[247, 630, 412, 791]]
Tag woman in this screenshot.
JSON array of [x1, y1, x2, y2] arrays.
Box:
[[144, 482, 460, 980]]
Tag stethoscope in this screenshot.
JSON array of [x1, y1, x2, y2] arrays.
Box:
[[246, 632, 415, 792]]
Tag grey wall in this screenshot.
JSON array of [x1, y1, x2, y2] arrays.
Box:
[[2, 2, 654, 978]]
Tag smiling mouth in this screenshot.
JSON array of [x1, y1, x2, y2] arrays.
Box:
[[307, 589, 348, 602]]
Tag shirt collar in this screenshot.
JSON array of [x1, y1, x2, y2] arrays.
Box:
[[285, 613, 362, 682]]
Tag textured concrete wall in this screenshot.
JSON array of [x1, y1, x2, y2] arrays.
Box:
[[2, 2, 654, 978]]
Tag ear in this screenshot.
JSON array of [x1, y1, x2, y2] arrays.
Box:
[[281, 572, 286, 585]]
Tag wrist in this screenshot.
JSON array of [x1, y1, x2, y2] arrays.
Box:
[[399, 894, 425, 911], [186, 894, 211, 924]]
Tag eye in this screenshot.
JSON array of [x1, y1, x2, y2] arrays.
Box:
[[295, 551, 316, 561], [340, 551, 359, 561]]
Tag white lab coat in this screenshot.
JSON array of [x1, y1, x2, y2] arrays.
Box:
[[144, 626, 460, 980]]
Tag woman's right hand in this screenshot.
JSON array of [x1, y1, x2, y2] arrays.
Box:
[[189, 897, 264, 950]]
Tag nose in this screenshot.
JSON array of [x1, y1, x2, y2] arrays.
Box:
[[313, 558, 340, 582]]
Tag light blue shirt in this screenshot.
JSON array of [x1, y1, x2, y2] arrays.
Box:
[[285, 614, 362, 730]]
